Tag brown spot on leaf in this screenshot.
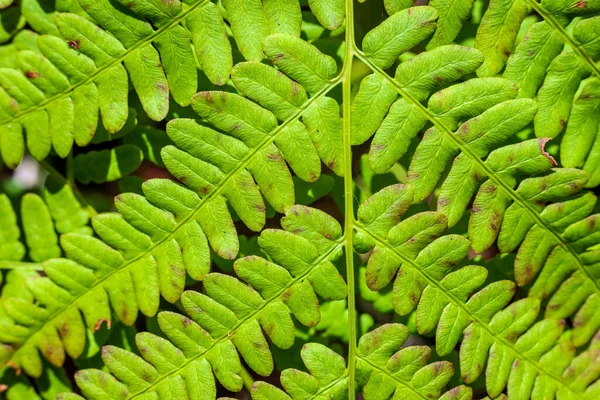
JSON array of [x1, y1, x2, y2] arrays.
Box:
[[481, 184, 497, 194], [202, 91, 214, 104], [59, 322, 69, 337], [409, 293, 418, 304], [157, 83, 169, 93], [291, 81, 300, 97], [67, 40, 79, 51], [25, 71, 40, 79], [6, 361, 21, 375]]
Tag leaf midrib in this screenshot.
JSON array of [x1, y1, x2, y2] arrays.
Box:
[[0, 0, 211, 126], [355, 49, 600, 296], [341, 1, 358, 398], [355, 224, 583, 399], [7, 73, 343, 373]]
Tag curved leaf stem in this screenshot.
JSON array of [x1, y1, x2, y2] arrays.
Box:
[[0, 262, 42, 270], [312, 375, 348, 399], [239, 365, 255, 392]]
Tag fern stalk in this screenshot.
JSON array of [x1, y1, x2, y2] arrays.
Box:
[[0, 262, 42, 270], [343, 0, 357, 397]]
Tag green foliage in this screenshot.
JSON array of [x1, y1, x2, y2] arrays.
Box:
[[0, 0, 599, 399]]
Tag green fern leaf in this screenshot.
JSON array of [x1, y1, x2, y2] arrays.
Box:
[[561, 78, 600, 186], [0, 0, 237, 167], [57, 205, 346, 398], [2, 1, 600, 398]]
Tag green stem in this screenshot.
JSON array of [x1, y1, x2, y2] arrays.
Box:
[[0, 261, 42, 270], [239, 365, 255, 392], [342, 1, 356, 398]]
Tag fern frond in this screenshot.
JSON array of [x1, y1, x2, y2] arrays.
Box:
[[364, 2, 600, 160], [0, 0, 351, 168], [0, 0, 224, 167], [0, 30, 347, 377], [480, 0, 600, 139], [2, 0, 600, 397], [252, 342, 348, 400], [0, 174, 92, 375], [350, 15, 600, 345], [54, 205, 346, 399], [357, 324, 472, 400], [354, 186, 595, 399]]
